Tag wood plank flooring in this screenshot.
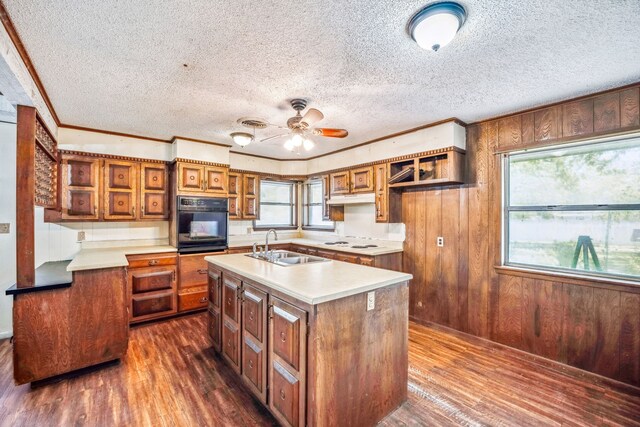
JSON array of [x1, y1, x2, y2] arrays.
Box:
[[0, 313, 638, 426]]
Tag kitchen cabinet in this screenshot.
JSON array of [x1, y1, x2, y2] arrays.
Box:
[[228, 171, 260, 220], [60, 155, 101, 220], [388, 148, 465, 189], [53, 153, 169, 222], [290, 244, 402, 271], [127, 253, 177, 323], [178, 252, 213, 312], [103, 160, 138, 220], [221, 272, 242, 373], [268, 297, 307, 427], [374, 163, 389, 222], [208, 267, 223, 352], [241, 281, 269, 403], [329, 166, 374, 195], [140, 163, 169, 219], [177, 161, 228, 196]]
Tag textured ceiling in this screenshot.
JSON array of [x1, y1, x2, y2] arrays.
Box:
[[4, 0, 640, 159]]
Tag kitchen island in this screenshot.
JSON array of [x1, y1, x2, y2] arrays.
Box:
[[205, 252, 412, 427]]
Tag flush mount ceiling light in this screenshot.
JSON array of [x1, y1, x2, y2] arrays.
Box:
[[409, 2, 466, 52], [230, 131, 253, 147]]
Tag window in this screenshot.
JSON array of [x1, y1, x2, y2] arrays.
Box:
[[303, 179, 334, 230], [504, 135, 640, 280], [253, 180, 297, 229]]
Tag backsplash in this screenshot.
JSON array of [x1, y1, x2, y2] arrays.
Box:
[[341, 204, 405, 241]]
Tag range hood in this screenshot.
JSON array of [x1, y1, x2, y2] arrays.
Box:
[[327, 193, 375, 205]]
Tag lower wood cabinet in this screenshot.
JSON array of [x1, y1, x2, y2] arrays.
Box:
[[178, 252, 221, 313], [127, 253, 178, 323], [207, 266, 223, 352], [241, 282, 268, 403], [221, 272, 242, 373]]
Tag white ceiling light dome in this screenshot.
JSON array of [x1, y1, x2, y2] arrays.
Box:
[[409, 2, 466, 52], [230, 132, 253, 147]]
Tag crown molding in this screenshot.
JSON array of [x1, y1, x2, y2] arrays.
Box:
[[59, 149, 169, 164]]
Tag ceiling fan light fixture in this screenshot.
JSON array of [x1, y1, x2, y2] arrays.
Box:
[[291, 133, 303, 147], [303, 138, 314, 151], [283, 139, 295, 151], [230, 132, 253, 147], [409, 2, 466, 51]]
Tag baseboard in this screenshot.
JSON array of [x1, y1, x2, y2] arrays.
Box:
[[0, 330, 13, 339]]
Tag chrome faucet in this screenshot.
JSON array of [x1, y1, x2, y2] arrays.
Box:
[[265, 229, 278, 259]]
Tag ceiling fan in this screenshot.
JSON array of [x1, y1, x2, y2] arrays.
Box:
[[236, 99, 348, 152]]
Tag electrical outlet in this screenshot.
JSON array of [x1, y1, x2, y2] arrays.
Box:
[[367, 291, 375, 311], [77, 231, 86, 242], [437, 236, 444, 247], [0, 223, 9, 234]]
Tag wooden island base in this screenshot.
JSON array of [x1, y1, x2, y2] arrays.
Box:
[[207, 262, 409, 427]]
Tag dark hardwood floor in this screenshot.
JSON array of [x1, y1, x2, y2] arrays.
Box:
[[0, 313, 638, 426]]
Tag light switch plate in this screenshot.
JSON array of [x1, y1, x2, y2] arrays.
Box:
[[437, 236, 444, 247], [77, 231, 86, 242], [0, 223, 9, 234], [367, 291, 375, 311]]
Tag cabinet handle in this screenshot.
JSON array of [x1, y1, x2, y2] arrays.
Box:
[[197, 269, 207, 274], [133, 206, 136, 217], [268, 304, 274, 319], [141, 205, 145, 214], [148, 259, 159, 266], [172, 270, 176, 281], [201, 179, 204, 190], [204, 179, 208, 189], [199, 297, 208, 303]]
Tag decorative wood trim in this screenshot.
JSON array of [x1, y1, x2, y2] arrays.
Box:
[[60, 149, 169, 164], [0, 5, 60, 125], [172, 136, 232, 148], [59, 124, 170, 143], [173, 157, 229, 168], [470, 82, 640, 126]]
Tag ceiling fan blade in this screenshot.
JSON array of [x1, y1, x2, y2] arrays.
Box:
[[260, 133, 289, 143], [264, 122, 289, 129], [313, 128, 348, 138], [300, 108, 324, 128]]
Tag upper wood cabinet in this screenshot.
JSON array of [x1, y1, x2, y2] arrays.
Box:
[[374, 163, 389, 223], [54, 153, 169, 222], [140, 163, 169, 220], [350, 166, 374, 193], [228, 171, 260, 220], [228, 172, 242, 219], [60, 155, 101, 220], [329, 166, 374, 195], [103, 160, 138, 220], [177, 161, 228, 196]]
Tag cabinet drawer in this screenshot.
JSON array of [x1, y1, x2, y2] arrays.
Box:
[[127, 253, 177, 269], [242, 335, 266, 401], [178, 253, 210, 289], [132, 291, 176, 318], [208, 306, 221, 351], [178, 290, 209, 312], [222, 319, 240, 372], [130, 267, 175, 294], [271, 360, 301, 427], [334, 252, 359, 264]]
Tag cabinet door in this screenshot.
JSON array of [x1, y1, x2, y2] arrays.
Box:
[[269, 297, 307, 427], [222, 274, 241, 323], [208, 267, 222, 309], [374, 163, 389, 222], [205, 166, 228, 195], [350, 166, 374, 193], [208, 306, 222, 352], [329, 171, 350, 195], [243, 174, 259, 219], [241, 282, 268, 402], [178, 253, 209, 289], [221, 274, 241, 373], [228, 173, 242, 219], [60, 155, 101, 220], [222, 319, 241, 373], [140, 163, 169, 220], [321, 175, 330, 220], [177, 162, 204, 193], [103, 160, 138, 220]]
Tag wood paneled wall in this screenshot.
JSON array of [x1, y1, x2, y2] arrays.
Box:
[[403, 83, 640, 386]]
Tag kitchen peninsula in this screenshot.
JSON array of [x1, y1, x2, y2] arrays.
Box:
[[205, 252, 412, 427]]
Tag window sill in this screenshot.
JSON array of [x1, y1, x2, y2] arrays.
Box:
[[252, 226, 298, 231], [301, 226, 335, 232], [494, 265, 640, 294]]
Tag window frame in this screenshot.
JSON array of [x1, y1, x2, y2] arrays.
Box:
[[302, 178, 334, 231], [502, 134, 640, 283], [252, 179, 298, 231]]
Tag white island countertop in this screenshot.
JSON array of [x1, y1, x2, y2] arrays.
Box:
[[205, 253, 412, 305]]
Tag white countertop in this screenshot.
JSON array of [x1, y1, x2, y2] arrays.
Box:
[[229, 237, 403, 256], [66, 245, 177, 272], [205, 253, 412, 305]]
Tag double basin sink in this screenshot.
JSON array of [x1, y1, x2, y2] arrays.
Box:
[[245, 250, 330, 267]]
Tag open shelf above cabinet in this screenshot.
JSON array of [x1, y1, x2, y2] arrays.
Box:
[[388, 147, 465, 188]]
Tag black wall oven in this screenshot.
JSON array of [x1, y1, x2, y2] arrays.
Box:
[[177, 196, 228, 253]]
